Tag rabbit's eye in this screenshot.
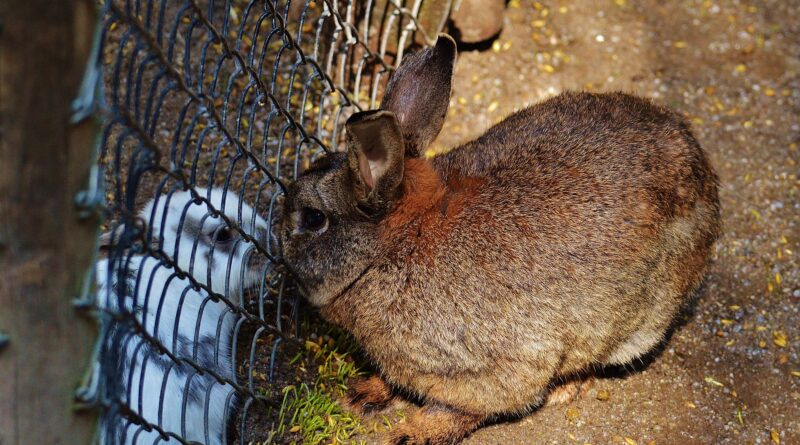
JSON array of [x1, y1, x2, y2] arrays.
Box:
[[213, 227, 234, 243], [300, 207, 326, 232]]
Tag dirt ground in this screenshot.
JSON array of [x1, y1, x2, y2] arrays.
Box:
[[354, 1, 799, 444]]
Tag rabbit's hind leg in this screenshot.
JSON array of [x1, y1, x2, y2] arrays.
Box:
[[387, 404, 484, 445], [342, 375, 396, 415], [545, 377, 595, 406]]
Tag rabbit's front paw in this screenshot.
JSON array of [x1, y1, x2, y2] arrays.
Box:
[[385, 405, 482, 445], [343, 375, 395, 415]]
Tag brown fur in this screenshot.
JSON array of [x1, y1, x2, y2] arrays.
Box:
[[278, 36, 721, 444]]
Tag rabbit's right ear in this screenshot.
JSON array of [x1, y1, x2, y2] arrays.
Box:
[[345, 110, 405, 214], [380, 35, 457, 157]]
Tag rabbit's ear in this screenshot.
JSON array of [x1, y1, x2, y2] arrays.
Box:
[[99, 224, 126, 250], [345, 110, 405, 212], [380, 34, 457, 157]]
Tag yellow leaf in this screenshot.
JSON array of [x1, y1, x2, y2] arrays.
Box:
[[624, 438, 637, 445], [772, 331, 787, 348], [775, 272, 781, 285], [685, 401, 697, 409], [289, 425, 300, 433], [704, 376, 725, 387], [790, 371, 800, 377], [771, 429, 780, 444]]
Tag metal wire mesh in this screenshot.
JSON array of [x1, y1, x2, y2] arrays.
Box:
[[77, 0, 451, 443]]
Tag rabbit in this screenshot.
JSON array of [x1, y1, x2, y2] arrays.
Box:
[[276, 34, 721, 445], [95, 187, 270, 444]]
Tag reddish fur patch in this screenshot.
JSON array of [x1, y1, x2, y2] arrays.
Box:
[[384, 158, 447, 230], [383, 158, 485, 238]]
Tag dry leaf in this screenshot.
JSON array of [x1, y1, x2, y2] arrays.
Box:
[[772, 331, 788, 348]]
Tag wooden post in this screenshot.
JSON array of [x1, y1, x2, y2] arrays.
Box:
[[0, 0, 100, 443]]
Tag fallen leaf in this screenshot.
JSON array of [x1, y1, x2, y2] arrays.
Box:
[[705, 376, 725, 387], [771, 429, 780, 444], [773, 331, 787, 348]]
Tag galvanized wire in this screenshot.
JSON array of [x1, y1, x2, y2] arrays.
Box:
[[76, 0, 450, 443]]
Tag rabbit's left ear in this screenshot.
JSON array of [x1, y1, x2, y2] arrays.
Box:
[[99, 219, 148, 250], [380, 35, 457, 157], [99, 224, 126, 250]]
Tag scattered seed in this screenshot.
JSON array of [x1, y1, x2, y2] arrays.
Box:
[[565, 406, 580, 421]]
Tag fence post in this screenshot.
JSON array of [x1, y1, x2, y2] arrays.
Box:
[[0, 0, 100, 443]]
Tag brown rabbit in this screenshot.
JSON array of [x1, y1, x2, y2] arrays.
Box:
[[277, 35, 720, 444]]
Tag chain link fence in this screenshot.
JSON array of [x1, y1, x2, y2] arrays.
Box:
[[76, 0, 452, 443]]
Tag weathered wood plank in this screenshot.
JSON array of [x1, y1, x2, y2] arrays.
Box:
[[0, 0, 99, 443]]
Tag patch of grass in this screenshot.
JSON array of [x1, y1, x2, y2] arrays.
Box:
[[275, 330, 367, 445]]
